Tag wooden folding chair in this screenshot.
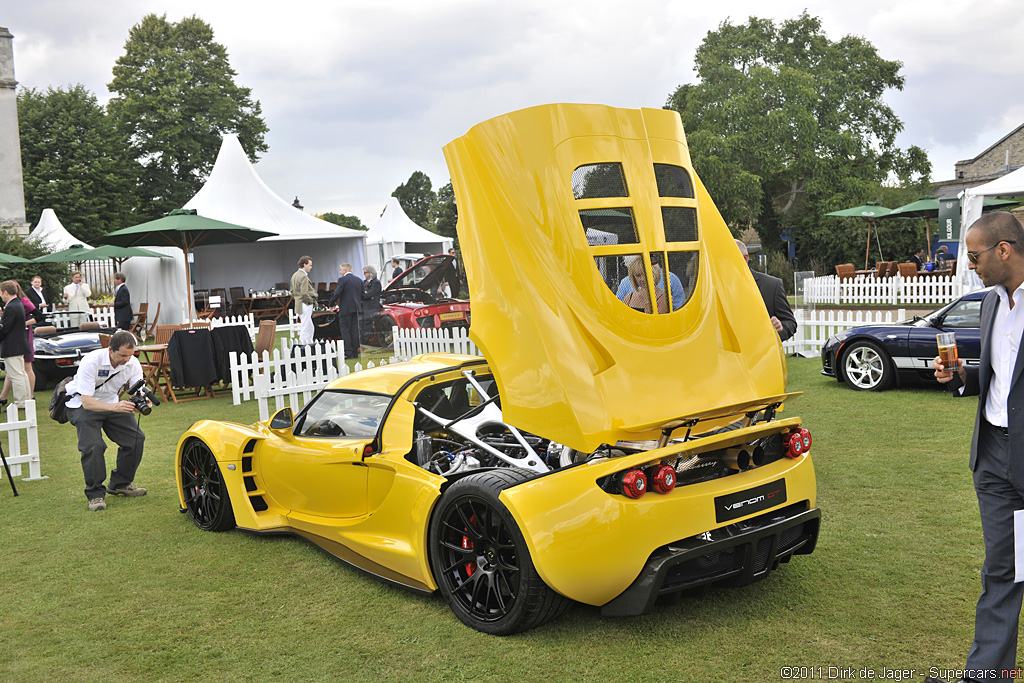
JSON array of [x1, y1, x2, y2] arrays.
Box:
[[142, 303, 161, 340], [898, 263, 919, 279], [229, 287, 246, 316], [834, 263, 856, 282], [130, 302, 148, 337], [254, 319, 276, 358]]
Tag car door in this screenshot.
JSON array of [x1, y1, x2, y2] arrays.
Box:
[[258, 391, 390, 519]]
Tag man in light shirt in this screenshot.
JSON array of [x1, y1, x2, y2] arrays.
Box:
[[931, 212, 1024, 683], [62, 271, 91, 327], [65, 330, 148, 512]]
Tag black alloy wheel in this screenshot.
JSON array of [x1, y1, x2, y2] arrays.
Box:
[[428, 469, 568, 635], [180, 439, 236, 532], [376, 315, 398, 347]]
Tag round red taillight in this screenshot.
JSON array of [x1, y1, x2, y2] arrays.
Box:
[[621, 469, 647, 499], [785, 431, 804, 458], [800, 428, 812, 452], [646, 464, 676, 494]]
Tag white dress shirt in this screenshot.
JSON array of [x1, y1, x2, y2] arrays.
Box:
[[984, 282, 1024, 428]]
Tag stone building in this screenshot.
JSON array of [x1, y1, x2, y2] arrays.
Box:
[[0, 26, 28, 235], [934, 123, 1024, 195]]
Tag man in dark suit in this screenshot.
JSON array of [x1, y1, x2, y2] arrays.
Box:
[[0, 280, 30, 407], [113, 272, 132, 331], [329, 263, 363, 358], [26, 275, 49, 326], [735, 240, 797, 342], [930, 212, 1024, 683]]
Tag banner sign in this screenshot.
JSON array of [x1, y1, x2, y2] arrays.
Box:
[[938, 198, 961, 243]]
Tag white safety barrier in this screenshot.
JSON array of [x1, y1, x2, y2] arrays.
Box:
[[783, 308, 907, 357], [0, 401, 44, 482], [393, 327, 479, 361], [803, 274, 978, 306]]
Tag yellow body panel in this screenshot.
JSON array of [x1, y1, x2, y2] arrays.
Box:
[[443, 104, 784, 452]]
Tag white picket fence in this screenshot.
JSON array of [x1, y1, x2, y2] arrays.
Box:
[[0, 400, 44, 483], [393, 327, 479, 361], [804, 274, 978, 306], [782, 309, 907, 357]]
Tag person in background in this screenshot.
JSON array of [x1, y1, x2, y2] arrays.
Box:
[[0, 281, 37, 405], [615, 255, 686, 311], [329, 263, 363, 359], [909, 246, 926, 270], [65, 330, 148, 512], [62, 271, 91, 327], [0, 281, 31, 410], [113, 272, 132, 331], [26, 275, 49, 326], [446, 248, 462, 298], [391, 258, 403, 281], [735, 240, 797, 342], [935, 245, 955, 268], [360, 265, 383, 345], [290, 256, 317, 345]]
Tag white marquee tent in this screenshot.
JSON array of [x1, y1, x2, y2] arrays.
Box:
[[123, 135, 366, 323], [365, 197, 452, 278], [957, 167, 1024, 287], [29, 208, 85, 250]]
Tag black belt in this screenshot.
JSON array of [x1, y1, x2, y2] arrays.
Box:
[[986, 421, 1010, 436]]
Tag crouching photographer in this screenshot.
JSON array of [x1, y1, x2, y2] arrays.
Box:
[[65, 330, 155, 512]]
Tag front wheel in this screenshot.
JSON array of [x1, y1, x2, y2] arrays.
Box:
[[428, 469, 568, 635], [841, 341, 894, 391], [180, 439, 236, 531]]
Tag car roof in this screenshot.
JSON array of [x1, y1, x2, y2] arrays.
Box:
[[326, 353, 486, 396]]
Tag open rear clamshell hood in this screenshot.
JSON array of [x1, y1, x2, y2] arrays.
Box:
[[443, 104, 787, 452], [383, 254, 455, 294]]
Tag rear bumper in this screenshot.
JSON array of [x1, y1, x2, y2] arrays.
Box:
[[600, 504, 820, 616]]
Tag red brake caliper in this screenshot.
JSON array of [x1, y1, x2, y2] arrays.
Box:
[[463, 514, 477, 576]]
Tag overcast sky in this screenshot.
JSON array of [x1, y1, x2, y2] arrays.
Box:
[[7, 0, 1024, 228]]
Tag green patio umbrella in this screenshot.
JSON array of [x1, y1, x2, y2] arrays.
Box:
[[35, 243, 174, 269], [98, 209, 276, 321], [0, 251, 32, 264], [825, 202, 892, 270], [885, 196, 1019, 260]]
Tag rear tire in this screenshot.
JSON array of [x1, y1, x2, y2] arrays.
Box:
[[376, 315, 398, 348], [841, 341, 894, 391], [428, 469, 569, 635]]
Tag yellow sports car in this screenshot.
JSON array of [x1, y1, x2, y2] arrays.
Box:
[[176, 104, 820, 635]]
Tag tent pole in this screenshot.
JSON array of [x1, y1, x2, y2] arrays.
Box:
[[864, 220, 872, 271]]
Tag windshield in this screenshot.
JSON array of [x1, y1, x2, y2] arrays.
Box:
[[911, 297, 982, 328], [295, 390, 391, 438]]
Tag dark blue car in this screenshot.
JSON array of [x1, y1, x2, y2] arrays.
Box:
[[821, 288, 987, 391]]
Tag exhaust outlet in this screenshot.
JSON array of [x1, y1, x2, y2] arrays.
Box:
[[722, 447, 751, 471], [749, 444, 766, 468]]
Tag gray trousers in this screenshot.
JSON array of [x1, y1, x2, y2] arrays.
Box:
[[966, 421, 1024, 678], [66, 406, 145, 500]]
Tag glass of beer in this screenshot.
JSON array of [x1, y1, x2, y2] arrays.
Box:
[[937, 332, 960, 370]]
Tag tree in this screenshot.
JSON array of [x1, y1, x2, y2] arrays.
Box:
[[392, 171, 435, 227], [665, 12, 931, 267], [317, 212, 367, 231], [428, 182, 458, 240], [107, 14, 268, 219], [18, 85, 137, 243]]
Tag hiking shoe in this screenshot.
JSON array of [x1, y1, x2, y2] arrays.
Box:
[[106, 483, 147, 497], [88, 498, 106, 511]]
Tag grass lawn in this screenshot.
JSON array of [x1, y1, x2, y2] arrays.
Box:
[[0, 357, 985, 682]]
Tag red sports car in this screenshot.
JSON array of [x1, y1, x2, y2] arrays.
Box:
[[374, 254, 470, 345]]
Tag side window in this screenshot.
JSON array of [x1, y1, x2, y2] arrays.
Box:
[[654, 164, 695, 198], [296, 391, 390, 439], [942, 300, 982, 328]]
